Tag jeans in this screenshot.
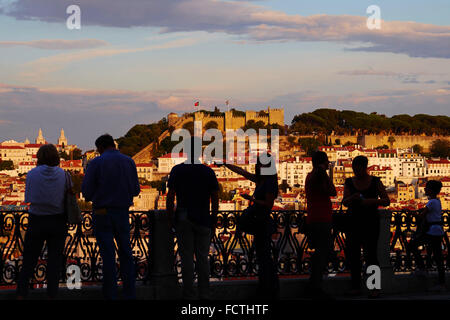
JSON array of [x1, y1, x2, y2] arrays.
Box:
[[346, 218, 380, 290], [17, 214, 67, 298], [408, 233, 445, 284], [254, 224, 279, 299], [308, 222, 333, 290], [93, 208, 136, 300], [175, 218, 211, 299]]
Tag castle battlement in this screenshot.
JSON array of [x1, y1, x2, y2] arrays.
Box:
[[178, 107, 284, 132]]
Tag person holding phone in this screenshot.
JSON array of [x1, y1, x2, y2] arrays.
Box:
[[218, 153, 279, 299]]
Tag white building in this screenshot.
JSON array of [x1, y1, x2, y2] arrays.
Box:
[[279, 156, 312, 188], [136, 163, 154, 181], [426, 159, 450, 177], [158, 153, 188, 173]]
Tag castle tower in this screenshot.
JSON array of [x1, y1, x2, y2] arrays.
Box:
[[24, 138, 30, 144], [58, 128, 68, 147], [36, 128, 46, 145], [167, 113, 178, 127]]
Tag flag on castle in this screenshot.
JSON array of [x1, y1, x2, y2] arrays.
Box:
[[194, 101, 200, 107]]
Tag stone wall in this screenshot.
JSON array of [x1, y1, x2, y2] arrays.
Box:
[[358, 134, 450, 151]]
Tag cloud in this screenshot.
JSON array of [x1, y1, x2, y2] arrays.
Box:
[[2, 0, 450, 58], [0, 39, 108, 50], [0, 82, 229, 149], [337, 69, 401, 77], [18, 37, 200, 80], [338, 68, 447, 85]]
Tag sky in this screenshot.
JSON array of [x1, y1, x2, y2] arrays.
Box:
[[0, 0, 449, 151]]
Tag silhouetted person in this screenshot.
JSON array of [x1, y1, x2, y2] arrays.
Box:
[[343, 155, 390, 298], [408, 180, 445, 292], [17, 144, 69, 300], [305, 151, 336, 299], [222, 153, 279, 299], [167, 136, 219, 300], [81, 134, 140, 300]]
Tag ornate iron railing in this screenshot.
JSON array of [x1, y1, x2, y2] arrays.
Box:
[[0, 209, 448, 286]]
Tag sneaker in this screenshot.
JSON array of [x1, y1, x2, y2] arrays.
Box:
[[429, 284, 446, 293]]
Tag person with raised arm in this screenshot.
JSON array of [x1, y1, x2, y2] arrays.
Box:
[[219, 153, 279, 299]]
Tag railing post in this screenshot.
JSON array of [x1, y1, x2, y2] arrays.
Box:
[[377, 210, 394, 293], [148, 210, 180, 299]]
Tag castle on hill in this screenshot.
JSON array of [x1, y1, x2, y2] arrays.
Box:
[[167, 107, 284, 131]]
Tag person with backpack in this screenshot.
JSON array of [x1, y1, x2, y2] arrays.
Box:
[[17, 144, 69, 300]]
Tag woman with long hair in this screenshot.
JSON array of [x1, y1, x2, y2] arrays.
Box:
[[304, 151, 336, 299], [220, 153, 279, 299], [17, 144, 69, 299], [343, 155, 390, 298]]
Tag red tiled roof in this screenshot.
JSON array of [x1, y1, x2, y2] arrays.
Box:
[[159, 153, 187, 159], [426, 159, 450, 164], [136, 163, 153, 167], [24, 144, 42, 148], [0, 146, 25, 150]]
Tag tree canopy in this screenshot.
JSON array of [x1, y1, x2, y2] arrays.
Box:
[[290, 109, 450, 136], [117, 118, 169, 157]]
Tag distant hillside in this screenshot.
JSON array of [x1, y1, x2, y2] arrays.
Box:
[[117, 108, 450, 158], [116, 119, 168, 157], [290, 109, 450, 136]]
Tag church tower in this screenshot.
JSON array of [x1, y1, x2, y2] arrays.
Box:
[[35, 128, 46, 145], [58, 128, 68, 148]]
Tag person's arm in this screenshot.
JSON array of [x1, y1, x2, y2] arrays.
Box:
[[24, 173, 31, 204], [223, 164, 257, 183], [81, 160, 97, 202], [130, 160, 140, 197], [417, 205, 430, 219], [342, 181, 360, 207], [326, 175, 337, 197], [166, 187, 176, 228], [361, 178, 390, 207], [210, 190, 219, 230]]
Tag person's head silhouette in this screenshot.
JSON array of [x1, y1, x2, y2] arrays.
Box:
[[185, 136, 202, 164], [352, 155, 369, 178]]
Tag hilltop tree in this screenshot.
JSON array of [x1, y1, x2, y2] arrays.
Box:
[[290, 109, 450, 136], [412, 144, 424, 155], [0, 160, 14, 171], [388, 136, 396, 149], [298, 138, 320, 157], [430, 139, 450, 158], [117, 119, 168, 157], [287, 136, 296, 146]]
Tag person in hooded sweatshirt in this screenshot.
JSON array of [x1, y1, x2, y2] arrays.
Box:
[[17, 144, 69, 299]]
